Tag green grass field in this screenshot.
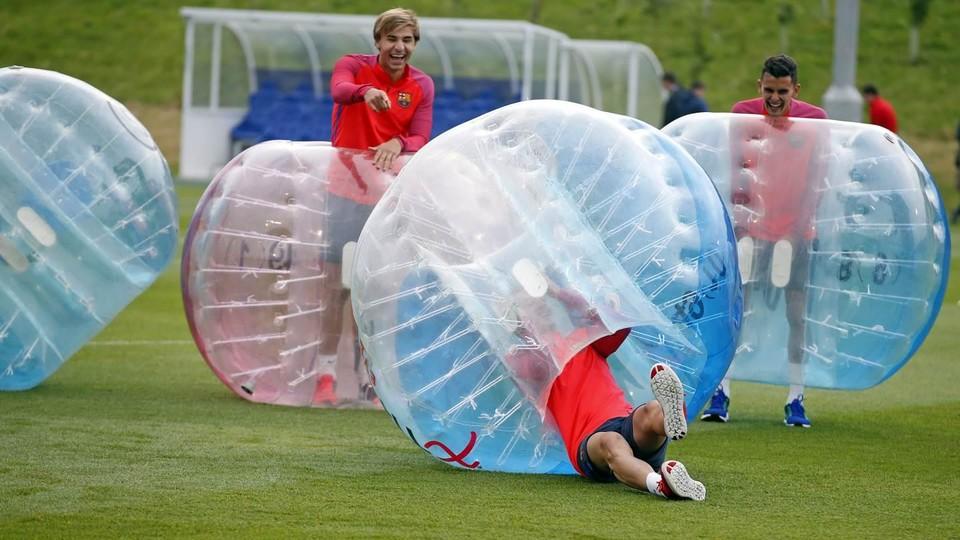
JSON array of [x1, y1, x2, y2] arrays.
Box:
[[1, 184, 959, 538], [2, 0, 960, 536]]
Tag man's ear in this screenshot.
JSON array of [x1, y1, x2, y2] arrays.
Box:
[[794, 83, 801, 96], [755, 78, 762, 95]]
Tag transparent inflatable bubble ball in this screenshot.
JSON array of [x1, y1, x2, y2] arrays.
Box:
[[664, 112, 949, 389], [0, 66, 178, 390], [182, 141, 406, 407], [353, 100, 741, 473]]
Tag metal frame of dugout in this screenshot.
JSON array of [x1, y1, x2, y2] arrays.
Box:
[[179, 7, 664, 181]]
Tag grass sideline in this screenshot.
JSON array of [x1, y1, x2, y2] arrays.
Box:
[[1, 185, 959, 537], [2, 0, 960, 533]]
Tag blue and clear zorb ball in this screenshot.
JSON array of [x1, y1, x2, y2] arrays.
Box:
[[352, 100, 741, 474], [664, 113, 949, 389], [0, 67, 178, 390]]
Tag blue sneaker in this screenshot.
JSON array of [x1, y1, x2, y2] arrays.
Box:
[[700, 388, 730, 422], [784, 395, 811, 428]]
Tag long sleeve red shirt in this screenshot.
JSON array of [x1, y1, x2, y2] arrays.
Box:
[[330, 54, 434, 152], [868, 97, 898, 133]]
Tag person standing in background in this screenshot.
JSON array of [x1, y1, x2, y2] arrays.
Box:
[[690, 80, 709, 113], [661, 72, 703, 126], [861, 84, 898, 133]]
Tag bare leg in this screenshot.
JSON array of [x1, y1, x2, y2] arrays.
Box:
[[311, 264, 342, 406], [785, 287, 806, 399], [585, 429, 706, 500], [630, 401, 668, 452], [586, 431, 654, 490], [334, 291, 361, 402]]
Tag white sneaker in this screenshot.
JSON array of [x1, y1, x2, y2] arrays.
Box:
[[659, 460, 706, 501], [650, 363, 687, 440]]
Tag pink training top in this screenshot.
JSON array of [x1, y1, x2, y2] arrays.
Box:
[[330, 54, 434, 152], [729, 98, 828, 241], [731, 97, 827, 119]]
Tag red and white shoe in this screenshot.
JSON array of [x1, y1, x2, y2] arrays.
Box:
[[313, 374, 337, 406], [658, 460, 706, 501], [650, 363, 687, 440]]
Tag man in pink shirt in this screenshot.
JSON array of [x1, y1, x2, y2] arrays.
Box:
[[701, 55, 828, 428]]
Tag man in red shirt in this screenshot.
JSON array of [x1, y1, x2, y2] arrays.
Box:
[[701, 54, 828, 428], [546, 328, 706, 500], [314, 8, 434, 405], [330, 7, 435, 170], [861, 84, 898, 133]]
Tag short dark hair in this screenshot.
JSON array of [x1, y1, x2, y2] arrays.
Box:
[[761, 54, 799, 83], [662, 71, 677, 84], [691, 80, 705, 90], [861, 84, 879, 96]]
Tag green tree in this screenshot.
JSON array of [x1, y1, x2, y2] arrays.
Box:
[[909, 0, 931, 64], [778, 2, 796, 53], [690, 3, 712, 82], [528, 0, 543, 23]]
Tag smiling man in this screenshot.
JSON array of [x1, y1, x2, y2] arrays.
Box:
[[319, 8, 435, 407], [701, 54, 828, 428], [731, 54, 825, 119], [330, 8, 435, 170]]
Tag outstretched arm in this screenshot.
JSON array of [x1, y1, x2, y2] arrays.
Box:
[[330, 55, 373, 105]]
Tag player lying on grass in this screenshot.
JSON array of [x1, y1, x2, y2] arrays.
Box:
[[546, 328, 706, 500]]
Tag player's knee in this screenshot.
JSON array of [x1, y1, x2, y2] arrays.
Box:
[[633, 401, 664, 434], [592, 432, 627, 462]]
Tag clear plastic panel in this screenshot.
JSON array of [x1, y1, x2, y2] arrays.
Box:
[[568, 41, 663, 127], [219, 25, 252, 107], [191, 22, 214, 108]]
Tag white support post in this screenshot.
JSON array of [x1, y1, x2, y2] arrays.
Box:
[[211, 23, 222, 110], [822, 0, 862, 122]]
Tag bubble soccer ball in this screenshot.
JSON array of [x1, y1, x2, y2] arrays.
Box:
[[0, 67, 178, 390], [664, 113, 949, 389], [182, 141, 406, 407], [352, 100, 742, 473]]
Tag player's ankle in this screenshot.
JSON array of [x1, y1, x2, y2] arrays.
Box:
[[646, 472, 669, 498]]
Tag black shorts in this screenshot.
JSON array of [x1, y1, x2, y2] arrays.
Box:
[[575, 405, 669, 483], [324, 192, 374, 263]]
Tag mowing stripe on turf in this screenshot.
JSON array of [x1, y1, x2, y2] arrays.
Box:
[[88, 340, 195, 346]]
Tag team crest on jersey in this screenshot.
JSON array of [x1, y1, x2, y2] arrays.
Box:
[[397, 92, 412, 108]]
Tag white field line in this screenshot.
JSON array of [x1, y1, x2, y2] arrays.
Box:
[[87, 339, 196, 346]]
